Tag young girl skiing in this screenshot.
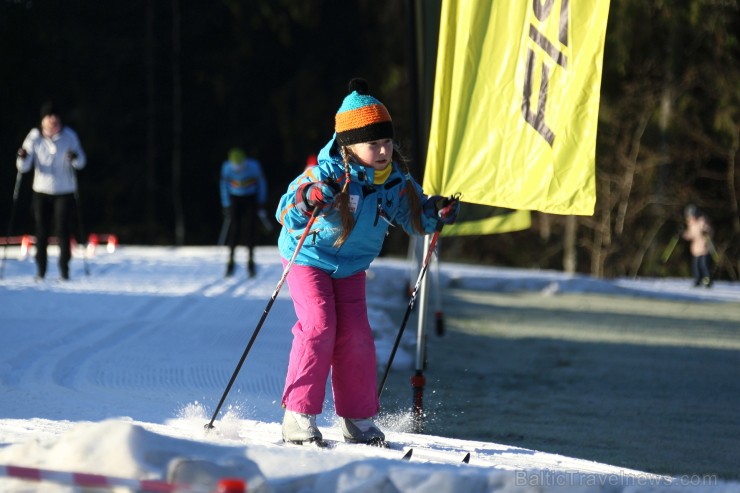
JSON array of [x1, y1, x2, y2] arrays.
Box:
[[275, 78, 459, 445]]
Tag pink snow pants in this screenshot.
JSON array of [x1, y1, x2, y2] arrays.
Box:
[[281, 261, 379, 419]]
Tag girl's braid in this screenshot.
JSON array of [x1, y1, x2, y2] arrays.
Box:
[[333, 148, 355, 247], [396, 158, 424, 234]]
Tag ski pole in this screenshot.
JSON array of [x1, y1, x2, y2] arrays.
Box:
[[0, 170, 23, 280], [378, 195, 459, 399], [73, 170, 89, 276], [706, 234, 720, 263], [257, 208, 274, 233], [378, 221, 443, 399], [205, 207, 321, 431], [661, 233, 680, 263], [217, 216, 231, 246]]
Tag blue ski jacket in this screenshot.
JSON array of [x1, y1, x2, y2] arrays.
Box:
[[220, 158, 268, 208], [276, 137, 438, 278]]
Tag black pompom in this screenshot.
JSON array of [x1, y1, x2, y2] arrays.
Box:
[[348, 78, 369, 95]]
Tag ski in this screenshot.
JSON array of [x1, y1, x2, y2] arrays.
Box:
[[386, 442, 472, 465], [282, 439, 470, 464], [283, 437, 391, 450], [283, 438, 413, 461], [210, 423, 469, 465], [283, 437, 331, 449]]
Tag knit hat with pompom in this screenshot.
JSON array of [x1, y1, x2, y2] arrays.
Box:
[[334, 78, 394, 147], [228, 147, 246, 164]]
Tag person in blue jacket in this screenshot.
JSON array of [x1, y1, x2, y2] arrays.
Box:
[[220, 147, 268, 277], [275, 78, 459, 446]]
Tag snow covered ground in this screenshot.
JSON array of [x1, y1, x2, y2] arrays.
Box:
[[0, 244, 738, 492]]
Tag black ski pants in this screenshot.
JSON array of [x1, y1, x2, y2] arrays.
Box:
[[33, 192, 74, 278], [227, 194, 258, 264], [691, 253, 712, 285]]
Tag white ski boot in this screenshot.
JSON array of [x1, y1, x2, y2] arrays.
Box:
[[282, 410, 323, 445], [340, 417, 385, 445]]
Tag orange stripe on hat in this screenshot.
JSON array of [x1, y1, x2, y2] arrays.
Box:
[[335, 104, 392, 133]]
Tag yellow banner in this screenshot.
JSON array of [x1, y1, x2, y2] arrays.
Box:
[[440, 205, 531, 237], [424, 0, 610, 217]]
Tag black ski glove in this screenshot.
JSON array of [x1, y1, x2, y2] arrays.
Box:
[[423, 195, 460, 225]]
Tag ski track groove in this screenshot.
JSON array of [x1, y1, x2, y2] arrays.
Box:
[[70, 267, 296, 395], [87, 352, 285, 396], [6, 319, 117, 389], [55, 319, 174, 389]]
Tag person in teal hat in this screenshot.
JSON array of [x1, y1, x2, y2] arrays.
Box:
[[219, 147, 268, 277], [275, 78, 459, 446]]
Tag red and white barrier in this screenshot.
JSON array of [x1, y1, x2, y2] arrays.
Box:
[[0, 235, 28, 246], [0, 464, 246, 493], [0, 233, 119, 259], [20, 234, 32, 258], [87, 233, 119, 255], [0, 235, 34, 258]]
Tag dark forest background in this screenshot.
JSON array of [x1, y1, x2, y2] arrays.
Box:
[[1, 0, 738, 280]]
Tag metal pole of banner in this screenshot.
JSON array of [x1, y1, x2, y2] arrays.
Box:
[[411, 234, 432, 432]]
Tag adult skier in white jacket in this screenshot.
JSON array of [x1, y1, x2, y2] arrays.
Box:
[[16, 102, 87, 280]]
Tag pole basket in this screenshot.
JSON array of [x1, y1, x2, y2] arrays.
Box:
[[410, 370, 426, 433]]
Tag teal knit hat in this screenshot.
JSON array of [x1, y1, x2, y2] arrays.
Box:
[[334, 78, 394, 146]]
